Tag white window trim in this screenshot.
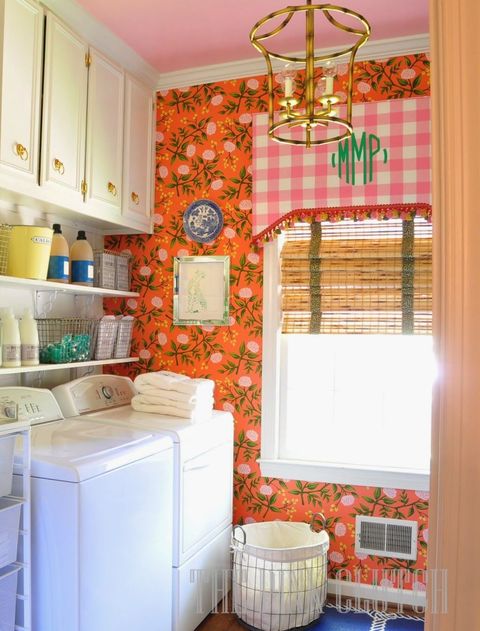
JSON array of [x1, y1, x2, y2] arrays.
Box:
[[260, 239, 430, 492]]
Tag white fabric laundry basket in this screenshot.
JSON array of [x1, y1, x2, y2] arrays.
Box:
[[232, 517, 329, 631]]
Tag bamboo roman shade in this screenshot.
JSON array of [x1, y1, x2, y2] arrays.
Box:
[[281, 218, 432, 335]]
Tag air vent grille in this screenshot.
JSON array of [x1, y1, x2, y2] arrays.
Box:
[[355, 516, 418, 560]]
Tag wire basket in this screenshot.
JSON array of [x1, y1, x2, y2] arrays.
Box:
[[0, 225, 12, 275], [115, 253, 131, 291], [94, 250, 117, 290], [93, 318, 119, 360], [37, 318, 97, 364], [113, 317, 135, 358], [232, 516, 329, 631]]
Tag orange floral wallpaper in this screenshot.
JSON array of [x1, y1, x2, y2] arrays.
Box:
[[106, 54, 431, 588]]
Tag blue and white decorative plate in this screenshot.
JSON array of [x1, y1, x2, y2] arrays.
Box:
[[183, 199, 224, 243]]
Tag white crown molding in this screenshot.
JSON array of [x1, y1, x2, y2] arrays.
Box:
[[157, 33, 430, 91], [40, 0, 159, 88]]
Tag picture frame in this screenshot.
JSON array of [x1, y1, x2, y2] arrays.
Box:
[[173, 255, 230, 325]]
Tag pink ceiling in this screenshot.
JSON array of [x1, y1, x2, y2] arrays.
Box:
[[76, 0, 429, 74]]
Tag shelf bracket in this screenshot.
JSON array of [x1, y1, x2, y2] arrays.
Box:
[[34, 290, 58, 318], [74, 294, 97, 318], [21, 370, 45, 388]]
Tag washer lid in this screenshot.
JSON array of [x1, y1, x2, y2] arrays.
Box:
[[29, 418, 172, 482], [84, 408, 233, 451]]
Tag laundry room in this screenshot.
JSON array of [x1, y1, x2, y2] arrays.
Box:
[[0, 1, 477, 631]]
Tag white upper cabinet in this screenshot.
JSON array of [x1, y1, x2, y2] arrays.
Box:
[[123, 74, 154, 231], [0, 0, 43, 181], [0, 5, 154, 234], [40, 13, 88, 203], [84, 48, 124, 218]]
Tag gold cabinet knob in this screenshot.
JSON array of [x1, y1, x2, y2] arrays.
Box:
[[107, 181, 117, 196], [53, 158, 65, 175], [15, 143, 29, 161], [131, 191, 139, 205]]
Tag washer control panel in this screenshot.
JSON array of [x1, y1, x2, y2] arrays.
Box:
[[52, 375, 136, 417], [0, 387, 63, 426]]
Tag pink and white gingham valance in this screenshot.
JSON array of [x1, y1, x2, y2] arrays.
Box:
[[252, 96, 431, 243]]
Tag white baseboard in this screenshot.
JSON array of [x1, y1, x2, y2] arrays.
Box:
[[327, 579, 426, 610]]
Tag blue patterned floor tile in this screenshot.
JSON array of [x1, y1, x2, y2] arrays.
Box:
[[385, 617, 424, 630], [309, 609, 375, 630], [307, 608, 424, 631]]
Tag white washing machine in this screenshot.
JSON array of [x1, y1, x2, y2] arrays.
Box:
[[3, 386, 174, 631], [53, 374, 234, 631]]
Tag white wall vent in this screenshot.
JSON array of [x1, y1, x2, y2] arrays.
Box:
[[355, 516, 418, 561]]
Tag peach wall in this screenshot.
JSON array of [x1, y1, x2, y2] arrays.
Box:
[[426, 0, 480, 628], [106, 54, 431, 587]]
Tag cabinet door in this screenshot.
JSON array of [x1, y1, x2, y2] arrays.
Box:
[[123, 75, 154, 231], [180, 442, 233, 564], [40, 13, 88, 202], [84, 48, 124, 217], [0, 0, 43, 180]]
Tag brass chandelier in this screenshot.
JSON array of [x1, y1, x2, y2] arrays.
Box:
[[250, 2, 371, 148]]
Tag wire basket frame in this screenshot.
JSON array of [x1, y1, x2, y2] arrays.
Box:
[[93, 319, 119, 360], [113, 318, 135, 358], [37, 318, 98, 364], [94, 250, 117, 289], [115, 253, 131, 291], [0, 225, 12, 275], [232, 521, 329, 631]]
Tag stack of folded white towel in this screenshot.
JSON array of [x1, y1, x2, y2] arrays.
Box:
[[131, 370, 215, 422]]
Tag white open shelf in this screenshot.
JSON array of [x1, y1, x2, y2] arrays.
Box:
[[0, 357, 139, 376], [0, 274, 139, 298]]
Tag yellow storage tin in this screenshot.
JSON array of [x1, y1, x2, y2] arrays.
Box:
[[7, 225, 53, 280]]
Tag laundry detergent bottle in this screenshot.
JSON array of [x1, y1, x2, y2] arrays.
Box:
[[19, 308, 39, 366], [70, 230, 94, 286], [47, 223, 70, 283], [2, 308, 21, 368]]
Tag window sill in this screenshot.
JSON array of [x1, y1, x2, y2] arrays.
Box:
[[258, 458, 430, 491]]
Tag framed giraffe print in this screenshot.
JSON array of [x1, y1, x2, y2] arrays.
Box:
[[173, 256, 230, 325]]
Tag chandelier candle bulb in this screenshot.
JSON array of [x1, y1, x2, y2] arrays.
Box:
[[323, 60, 337, 95], [284, 77, 293, 98], [316, 77, 327, 98], [280, 64, 296, 98]]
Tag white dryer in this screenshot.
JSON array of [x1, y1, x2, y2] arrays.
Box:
[[3, 386, 174, 631], [53, 374, 234, 631]]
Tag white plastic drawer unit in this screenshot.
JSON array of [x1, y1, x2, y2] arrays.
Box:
[[179, 441, 233, 565]]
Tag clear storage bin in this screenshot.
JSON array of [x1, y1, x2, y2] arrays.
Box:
[[232, 517, 329, 631], [94, 250, 117, 289], [0, 499, 22, 570], [93, 317, 119, 360], [0, 564, 21, 631], [113, 316, 135, 358], [115, 253, 131, 291], [0, 436, 14, 498]]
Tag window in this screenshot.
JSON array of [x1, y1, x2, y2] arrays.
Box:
[[260, 218, 433, 490]]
